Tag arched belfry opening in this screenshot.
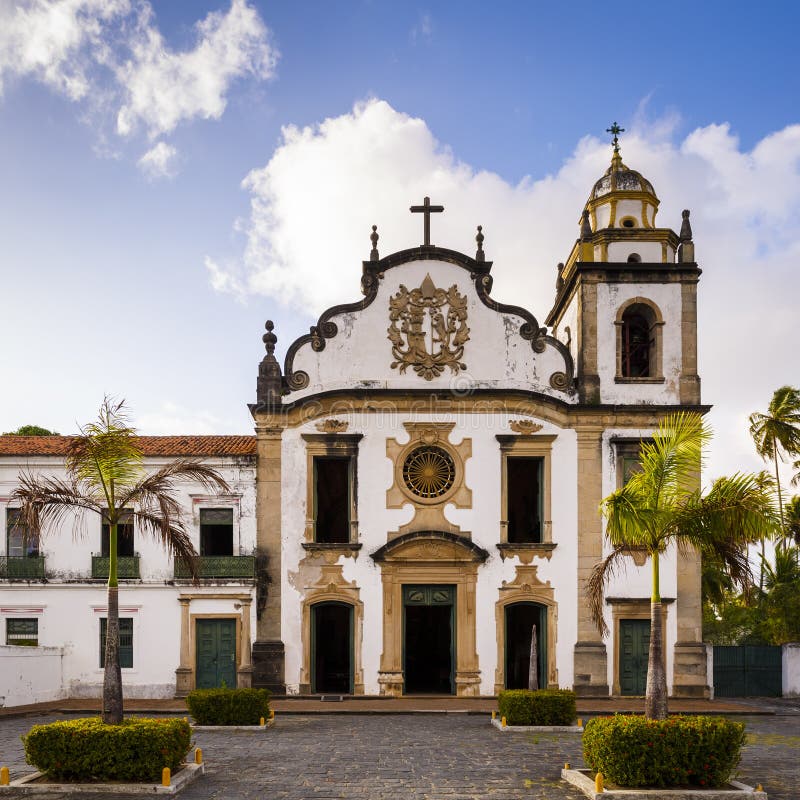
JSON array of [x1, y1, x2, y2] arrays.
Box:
[[615, 298, 664, 381]]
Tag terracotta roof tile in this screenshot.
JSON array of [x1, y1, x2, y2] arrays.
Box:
[[0, 435, 256, 457]]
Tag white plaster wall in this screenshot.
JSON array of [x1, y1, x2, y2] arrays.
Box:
[[0, 645, 64, 706], [783, 643, 800, 697], [281, 412, 579, 695], [596, 282, 683, 405], [0, 455, 257, 580], [607, 241, 664, 263], [288, 260, 574, 403], [553, 293, 578, 365]]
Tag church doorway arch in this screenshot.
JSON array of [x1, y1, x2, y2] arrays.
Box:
[[504, 602, 547, 690], [403, 584, 455, 694], [311, 601, 353, 694]]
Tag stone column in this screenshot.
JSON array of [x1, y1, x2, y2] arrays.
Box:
[[577, 280, 601, 404], [573, 426, 609, 696], [237, 597, 253, 688], [679, 280, 701, 405], [251, 423, 286, 693], [174, 597, 192, 697]]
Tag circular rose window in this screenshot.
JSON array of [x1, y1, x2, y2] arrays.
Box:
[[402, 446, 456, 499]]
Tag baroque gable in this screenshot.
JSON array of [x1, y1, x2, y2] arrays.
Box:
[[278, 247, 575, 403]]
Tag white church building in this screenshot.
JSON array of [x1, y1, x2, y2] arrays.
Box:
[[0, 142, 708, 703]]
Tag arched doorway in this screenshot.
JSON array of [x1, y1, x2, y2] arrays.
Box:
[[311, 602, 353, 694], [505, 602, 546, 690]]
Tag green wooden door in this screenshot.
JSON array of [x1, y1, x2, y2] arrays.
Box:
[[196, 619, 237, 689], [620, 619, 649, 695]]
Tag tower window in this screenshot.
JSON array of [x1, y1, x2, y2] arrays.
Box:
[[621, 311, 652, 377], [627, 252, 642, 262], [620, 217, 636, 228]]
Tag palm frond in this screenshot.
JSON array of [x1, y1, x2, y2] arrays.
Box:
[[587, 544, 644, 636], [67, 397, 143, 503], [132, 508, 199, 581], [749, 386, 800, 460], [11, 472, 103, 538], [118, 460, 230, 510]]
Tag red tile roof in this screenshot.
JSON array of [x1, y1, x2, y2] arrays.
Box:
[[0, 436, 256, 457]]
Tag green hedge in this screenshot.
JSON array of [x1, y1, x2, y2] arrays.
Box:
[[23, 717, 191, 782], [186, 687, 271, 726], [497, 689, 577, 726], [582, 715, 746, 788]]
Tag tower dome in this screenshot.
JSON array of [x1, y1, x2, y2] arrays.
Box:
[[585, 126, 659, 232]]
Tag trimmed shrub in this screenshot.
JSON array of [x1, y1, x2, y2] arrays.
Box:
[[582, 715, 746, 788], [497, 689, 577, 726], [23, 716, 191, 782], [186, 687, 271, 726]]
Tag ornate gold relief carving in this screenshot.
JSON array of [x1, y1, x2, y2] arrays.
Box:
[[509, 420, 544, 435], [386, 423, 472, 538], [387, 273, 470, 380], [315, 419, 349, 433]]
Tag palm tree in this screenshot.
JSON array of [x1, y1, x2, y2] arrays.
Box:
[[12, 398, 229, 724], [589, 412, 778, 719], [786, 496, 800, 547], [749, 386, 800, 540]]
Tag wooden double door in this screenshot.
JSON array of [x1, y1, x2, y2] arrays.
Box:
[[196, 619, 237, 689], [619, 619, 650, 696]]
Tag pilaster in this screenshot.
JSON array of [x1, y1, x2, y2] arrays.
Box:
[[577, 281, 600, 404], [573, 425, 609, 696], [252, 421, 286, 693], [679, 280, 701, 405]]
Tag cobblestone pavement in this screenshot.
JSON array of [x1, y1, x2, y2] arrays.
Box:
[[0, 713, 797, 799]]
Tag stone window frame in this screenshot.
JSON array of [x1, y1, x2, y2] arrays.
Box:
[[606, 597, 673, 696], [190, 495, 244, 555], [614, 296, 665, 384], [610, 436, 654, 566], [495, 434, 557, 562], [301, 434, 363, 553]]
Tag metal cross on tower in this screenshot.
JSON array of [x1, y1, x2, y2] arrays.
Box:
[[606, 122, 625, 154], [410, 196, 444, 246]]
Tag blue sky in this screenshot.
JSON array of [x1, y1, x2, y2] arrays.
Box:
[[1, 0, 799, 484]]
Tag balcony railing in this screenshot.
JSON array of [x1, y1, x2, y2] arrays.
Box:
[[173, 555, 255, 580], [91, 554, 141, 579], [0, 556, 46, 580]]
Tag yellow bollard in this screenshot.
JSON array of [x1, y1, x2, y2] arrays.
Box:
[[564, 762, 570, 770], [0, 766, 9, 786], [595, 772, 604, 792], [577, 718, 583, 727], [195, 748, 203, 765], [162, 767, 171, 787], [260, 716, 265, 727], [501, 716, 507, 729], [756, 785, 763, 792], [269, 708, 275, 720], [491, 710, 496, 720]]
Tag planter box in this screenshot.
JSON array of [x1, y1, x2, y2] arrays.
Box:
[[0, 762, 203, 795], [192, 717, 275, 731], [490, 717, 583, 732], [561, 768, 767, 800]]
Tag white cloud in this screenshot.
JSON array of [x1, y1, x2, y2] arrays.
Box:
[[207, 98, 800, 480], [115, 0, 276, 138], [0, 0, 276, 156], [136, 402, 234, 435], [137, 140, 177, 178]]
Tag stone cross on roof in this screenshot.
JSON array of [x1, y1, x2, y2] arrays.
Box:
[[410, 196, 444, 246], [606, 121, 625, 154]]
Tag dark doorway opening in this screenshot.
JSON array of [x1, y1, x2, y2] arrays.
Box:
[[312, 602, 353, 694], [505, 602, 546, 689], [403, 585, 454, 694]]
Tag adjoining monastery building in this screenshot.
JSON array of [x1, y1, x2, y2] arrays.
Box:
[[0, 142, 708, 703]]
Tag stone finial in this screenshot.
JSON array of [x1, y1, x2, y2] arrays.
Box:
[[257, 320, 283, 406], [555, 262, 564, 292], [580, 209, 593, 240], [679, 209, 693, 242], [678, 209, 695, 263], [370, 225, 380, 261], [475, 225, 485, 262]]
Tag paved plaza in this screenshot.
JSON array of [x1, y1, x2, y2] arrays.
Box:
[[0, 712, 797, 799]]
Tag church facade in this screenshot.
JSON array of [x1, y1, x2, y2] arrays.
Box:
[[250, 144, 706, 699], [0, 143, 708, 701]]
